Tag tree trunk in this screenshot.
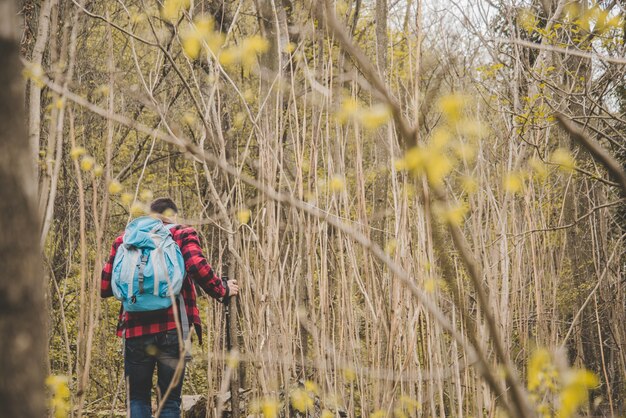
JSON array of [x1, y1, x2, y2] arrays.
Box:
[[0, 1, 46, 416]]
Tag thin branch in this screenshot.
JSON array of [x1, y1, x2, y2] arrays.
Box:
[[556, 113, 626, 196], [495, 37, 626, 66]]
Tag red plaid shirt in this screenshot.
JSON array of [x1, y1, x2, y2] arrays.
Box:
[[101, 224, 227, 343]]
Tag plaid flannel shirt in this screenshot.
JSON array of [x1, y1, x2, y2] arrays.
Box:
[[101, 224, 227, 344]]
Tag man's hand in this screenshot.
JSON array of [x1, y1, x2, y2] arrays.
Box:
[[227, 279, 239, 296]]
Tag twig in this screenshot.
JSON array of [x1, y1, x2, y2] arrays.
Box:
[[495, 37, 626, 66], [555, 114, 626, 196]]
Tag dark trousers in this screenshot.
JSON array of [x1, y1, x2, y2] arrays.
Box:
[[124, 329, 187, 418]]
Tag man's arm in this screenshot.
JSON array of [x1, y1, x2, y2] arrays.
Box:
[[101, 236, 123, 298], [179, 227, 230, 300]]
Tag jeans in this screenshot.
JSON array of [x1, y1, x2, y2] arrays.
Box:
[[124, 330, 187, 418]]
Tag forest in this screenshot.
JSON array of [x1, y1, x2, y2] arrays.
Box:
[[1, 0, 625, 416]]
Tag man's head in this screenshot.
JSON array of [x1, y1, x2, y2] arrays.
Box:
[[150, 197, 178, 219]]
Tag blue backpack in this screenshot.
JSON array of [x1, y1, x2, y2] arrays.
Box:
[[111, 216, 186, 312]]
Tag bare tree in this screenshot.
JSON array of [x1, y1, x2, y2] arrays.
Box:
[[0, 0, 46, 416]]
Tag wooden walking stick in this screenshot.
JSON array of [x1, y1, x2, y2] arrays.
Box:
[[223, 262, 240, 418]]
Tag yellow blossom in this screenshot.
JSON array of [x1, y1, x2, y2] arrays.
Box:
[[423, 278, 438, 293], [557, 370, 598, 418], [290, 388, 314, 413], [321, 410, 334, 418], [285, 42, 296, 53], [70, 146, 86, 160], [361, 103, 391, 129], [161, 0, 189, 21], [336, 98, 359, 124], [425, 152, 453, 187], [233, 112, 246, 129], [139, 190, 153, 202], [303, 380, 319, 395], [130, 203, 146, 217], [528, 348, 552, 391], [236, 209, 251, 224], [460, 176, 478, 194], [261, 398, 279, 418], [504, 172, 524, 193], [437, 202, 468, 226], [342, 367, 357, 382], [519, 8, 538, 34], [243, 89, 256, 104], [399, 395, 421, 411], [429, 128, 451, 151], [438, 94, 468, 123], [80, 156, 95, 172], [329, 175, 345, 192], [93, 165, 104, 177], [182, 36, 201, 59], [121, 192, 133, 205], [452, 142, 477, 163], [108, 180, 123, 195], [528, 157, 548, 181], [550, 148, 576, 172], [46, 375, 70, 418]]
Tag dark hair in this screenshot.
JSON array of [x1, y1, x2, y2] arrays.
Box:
[[150, 197, 178, 214]]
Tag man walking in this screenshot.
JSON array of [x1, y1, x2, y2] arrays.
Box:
[[101, 197, 239, 417]]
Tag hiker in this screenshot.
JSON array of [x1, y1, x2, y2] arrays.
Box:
[[101, 197, 239, 418]]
